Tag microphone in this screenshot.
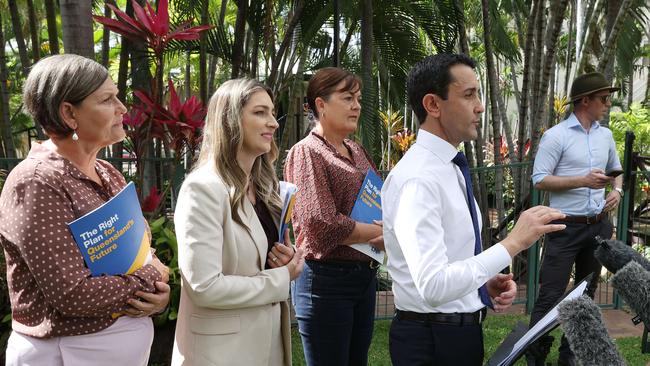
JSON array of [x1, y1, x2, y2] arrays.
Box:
[[557, 295, 626, 366], [594, 236, 650, 273], [611, 261, 650, 327]]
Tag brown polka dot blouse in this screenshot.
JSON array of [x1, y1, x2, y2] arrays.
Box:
[[0, 143, 161, 338], [283, 132, 378, 262]]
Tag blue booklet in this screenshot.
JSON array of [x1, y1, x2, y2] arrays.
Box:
[[278, 181, 298, 244], [349, 169, 385, 263], [67, 182, 151, 276]]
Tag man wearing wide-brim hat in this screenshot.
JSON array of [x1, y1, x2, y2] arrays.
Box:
[[565, 71, 621, 105], [526, 72, 624, 366]]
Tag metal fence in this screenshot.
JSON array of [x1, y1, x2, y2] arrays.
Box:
[[373, 143, 643, 319], [0, 135, 645, 320]]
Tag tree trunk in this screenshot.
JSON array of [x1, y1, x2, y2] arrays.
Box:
[[576, 0, 605, 74], [575, 0, 599, 75], [278, 51, 307, 173], [359, 0, 380, 162], [60, 0, 95, 59], [251, 30, 259, 78], [563, 0, 574, 95], [532, 0, 569, 137], [481, 0, 506, 240], [199, 0, 209, 103], [645, 71, 650, 107], [455, 0, 477, 194], [208, 0, 229, 96], [339, 18, 358, 58], [26, 0, 40, 63], [231, 0, 248, 78], [627, 74, 633, 110], [515, 0, 541, 202], [268, 0, 305, 90], [185, 51, 191, 101], [242, 27, 252, 75], [596, 0, 633, 73], [454, 0, 470, 55], [44, 0, 60, 55], [101, 4, 111, 67], [7, 0, 31, 76], [0, 11, 16, 159]]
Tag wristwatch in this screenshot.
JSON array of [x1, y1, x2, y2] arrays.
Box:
[[614, 187, 624, 197]]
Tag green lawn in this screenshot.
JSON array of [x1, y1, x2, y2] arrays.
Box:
[[291, 315, 650, 365]]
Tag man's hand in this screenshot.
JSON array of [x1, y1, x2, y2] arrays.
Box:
[[500, 206, 566, 257], [604, 190, 621, 212], [486, 273, 516, 313], [583, 169, 613, 189], [125, 281, 170, 317]]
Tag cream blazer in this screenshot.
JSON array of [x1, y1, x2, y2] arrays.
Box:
[[171, 165, 291, 366]]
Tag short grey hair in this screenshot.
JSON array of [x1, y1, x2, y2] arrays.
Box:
[[23, 54, 109, 137]]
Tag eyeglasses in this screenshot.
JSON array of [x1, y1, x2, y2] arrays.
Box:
[[592, 94, 611, 104]]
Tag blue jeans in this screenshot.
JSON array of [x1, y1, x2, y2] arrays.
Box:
[[292, 260, 377, 366]]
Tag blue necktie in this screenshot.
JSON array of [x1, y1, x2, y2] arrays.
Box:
[[452, 152, 493, 309]]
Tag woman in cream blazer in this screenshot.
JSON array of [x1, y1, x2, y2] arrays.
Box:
[[172, 79, 304, 366]]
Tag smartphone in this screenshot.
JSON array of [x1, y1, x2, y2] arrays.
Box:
[[605, 169, 623, 177]]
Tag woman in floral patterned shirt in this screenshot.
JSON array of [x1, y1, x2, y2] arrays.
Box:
[[284, 67, 384, 366]]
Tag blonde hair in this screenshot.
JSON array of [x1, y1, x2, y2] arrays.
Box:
[[196, 79, 282, 228]]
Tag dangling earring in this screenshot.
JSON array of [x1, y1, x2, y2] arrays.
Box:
[[72, 131, 79, 141]]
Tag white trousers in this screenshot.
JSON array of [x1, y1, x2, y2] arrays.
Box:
[[6, 316, 154, 366]]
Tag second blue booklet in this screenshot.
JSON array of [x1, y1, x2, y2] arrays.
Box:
[[349, 169, 385, 263], [67, 182, 151, 276]]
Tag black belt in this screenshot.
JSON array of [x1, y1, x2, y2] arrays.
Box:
[[307, 259, 380, 270], [560, 212, 607, 224], [394, 308, 487, 326]]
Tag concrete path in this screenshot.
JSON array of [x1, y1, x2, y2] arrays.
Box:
[[493, 303, 645, 338]]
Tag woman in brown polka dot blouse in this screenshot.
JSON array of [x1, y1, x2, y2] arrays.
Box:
[[0, 55, 170, 366], [172, 79, 305, 366], [284, 67, 384, 366]]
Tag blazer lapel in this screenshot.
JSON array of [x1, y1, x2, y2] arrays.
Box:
[[240, 199, 268, 269]]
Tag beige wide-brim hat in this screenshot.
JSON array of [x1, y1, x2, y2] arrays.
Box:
[[567, 72, 620, 104]]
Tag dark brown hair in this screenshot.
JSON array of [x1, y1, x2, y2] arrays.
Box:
[[306, 67, 361, 117]]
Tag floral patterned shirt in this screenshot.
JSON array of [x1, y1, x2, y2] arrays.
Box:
[[0, 143, 161, 338], [284, 132, 378, 262]]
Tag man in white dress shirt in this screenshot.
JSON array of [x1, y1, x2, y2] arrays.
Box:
[[383, 53, 567, 365]]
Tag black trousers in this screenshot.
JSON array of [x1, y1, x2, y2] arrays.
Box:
[[389, 316, 484, 365], [528, 219, 613, 359]]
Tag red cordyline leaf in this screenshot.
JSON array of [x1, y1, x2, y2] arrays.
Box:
[[168, 80, 182, 117], [132, 1, 154, 35], [92, 16, 143, 41], [123, 107, 147, 127], [95, 0, 213, 57], [151, 0, 169, 36], [141, 186, 161, 212], [106, 3, 146, 35]]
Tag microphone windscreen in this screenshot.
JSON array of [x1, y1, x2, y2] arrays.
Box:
[[594, 238, 650, 274], [611, 261, 650, 327], [557, 295, 626, 366]]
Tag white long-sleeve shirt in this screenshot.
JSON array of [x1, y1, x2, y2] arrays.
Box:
[[383, 129, 511, 314]]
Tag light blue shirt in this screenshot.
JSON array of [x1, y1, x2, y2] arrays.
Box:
[[532, 113, 621, 216]]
